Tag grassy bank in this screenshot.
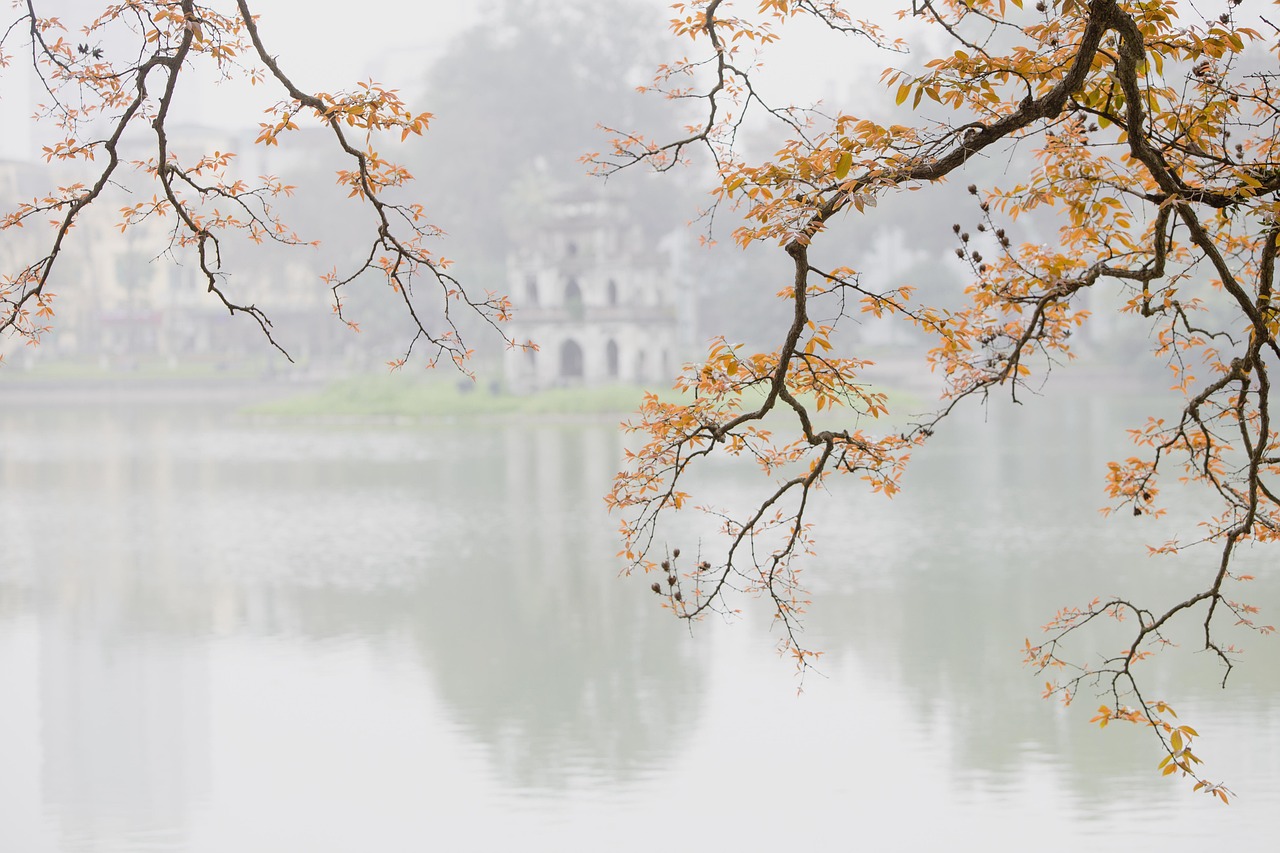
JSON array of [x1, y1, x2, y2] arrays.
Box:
[[246, 373, 921, 421], [245, 375, 677, 418], [4, 358, 921, 420]]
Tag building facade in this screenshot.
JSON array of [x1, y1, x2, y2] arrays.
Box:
[[503, 191, 680, 393]]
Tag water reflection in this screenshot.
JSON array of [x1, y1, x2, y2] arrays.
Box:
[[0, 401, 702, 851], [39, 607, 207, 853], [797, 389, 1280, 810], [409, 425, 701, 788], [1, 404, 213, 852], [0, 390, 1275, 851]]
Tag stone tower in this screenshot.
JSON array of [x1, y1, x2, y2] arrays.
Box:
[[503, 188, 679, 392]]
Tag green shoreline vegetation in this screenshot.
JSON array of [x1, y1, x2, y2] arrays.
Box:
[[246, 373, 921, 422], [247, 375, 679, 418], [1, 359, 919, 421]]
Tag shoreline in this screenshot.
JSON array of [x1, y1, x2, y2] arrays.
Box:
[[0, 375, 323, 406], [0, 355, 1160, 419]]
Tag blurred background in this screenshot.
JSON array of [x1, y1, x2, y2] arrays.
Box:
[[1, 1, 1276, 850]]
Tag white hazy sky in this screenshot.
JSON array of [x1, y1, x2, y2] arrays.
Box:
[[0, 0, 484, 161], [0, 1, 908, 163], [209, 0, 483, 103]]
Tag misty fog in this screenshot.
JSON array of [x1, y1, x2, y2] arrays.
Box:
[[2, 2, 1277, 851]]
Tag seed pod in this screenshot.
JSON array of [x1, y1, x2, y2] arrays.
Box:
[[651, 582, 662, 594], [672, 548, 681, 559]]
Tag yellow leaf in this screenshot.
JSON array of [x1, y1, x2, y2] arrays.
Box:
[[835, 152, 853, 180]]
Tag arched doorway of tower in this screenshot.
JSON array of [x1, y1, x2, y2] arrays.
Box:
[[560, 339, 584, 380], [564, 277, 582, 304], [606, 339, 619, 378], [564, 277, 584, 321]]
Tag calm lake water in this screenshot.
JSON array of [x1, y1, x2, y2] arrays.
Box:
[[0, 383, 1276, 851]]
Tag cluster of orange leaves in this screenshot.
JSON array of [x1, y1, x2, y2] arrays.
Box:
[[1, 1, 510, 370], [598, 0, 1280, 797], [5, 0, 1279, 801]]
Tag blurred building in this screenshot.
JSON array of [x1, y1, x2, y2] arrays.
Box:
[[0, 130, 353, 368], [503, 189, 680, 392], [4, 151, 691, 377]]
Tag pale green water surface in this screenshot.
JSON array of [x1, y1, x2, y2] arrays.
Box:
[[0, 385, 1276, 851]]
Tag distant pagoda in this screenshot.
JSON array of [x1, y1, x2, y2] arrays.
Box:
[[503, 187, 680, 393]]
